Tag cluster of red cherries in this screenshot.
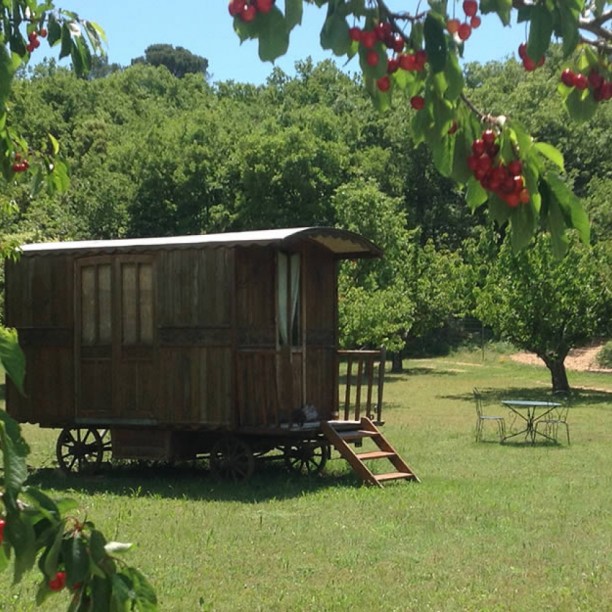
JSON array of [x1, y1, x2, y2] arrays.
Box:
[[26, 27, 47, 53], [228, 0, 274, 22], [446, 0, 482, 42], [348, 21, 428, 95], [467, 129, 530, 208], [518, 43, 545, 71], [561, 67, 612, 102], [11, 153, 29, 173]]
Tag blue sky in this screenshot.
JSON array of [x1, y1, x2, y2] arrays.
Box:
[[44, 1, 526, 84]]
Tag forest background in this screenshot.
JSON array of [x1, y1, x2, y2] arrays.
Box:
[[1, 45, 611, 365]]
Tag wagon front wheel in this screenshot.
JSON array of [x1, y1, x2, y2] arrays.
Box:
[[56, 428, 106, 474], [284, 441, 328, 476], [209, 436, 255, 482]]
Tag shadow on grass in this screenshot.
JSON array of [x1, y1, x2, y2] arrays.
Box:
[[25, 458, 369, 503], [444, 386, 612, 409], [384, 367, 459, 383]]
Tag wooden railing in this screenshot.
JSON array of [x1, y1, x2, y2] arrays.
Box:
[[337, 348, 386, 423]]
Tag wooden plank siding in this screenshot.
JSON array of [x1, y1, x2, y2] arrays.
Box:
[[302, 244, 337, 420], [4, 235, 352, 432], [5, 255, 75, 425]]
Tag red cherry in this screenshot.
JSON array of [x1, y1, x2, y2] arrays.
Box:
[[463, 0, 478, 17], [588, 70, 604, 90], [228, 0, 246, 16], [447, 18, 460, 34], [601, 81, 612, 100], [399, 53, 417, 71], [470, 15, 481, 28], [518, 43, 527, 60], [361, 30, 377, 49], [505, 193, 520, 208], [519, 188, 530, 204], [375, 22, 392, 42], [508, 159, 522, 176], [254, 0, 274, 14], [561, 68, 576, 87], [523, 57, 536, 71], [0, 519, 5, 544], [482, 129, 496, 145], [513, 175, 524, 193], [387, 58, 399, 73], [414, 50, 427, 70], [348, 27, 362, 42], [472, 139, 486, 156], [48, 571, 67, 592], [391, 35, 404, 53], [239, 4, 257, 21], [410, 95, 425, 110], [376, 75, 391, 92], [365, 50, 379, 67], [458, 23, 472, 41], [574, 73, 589, 90], [38, 27, 47, 38]]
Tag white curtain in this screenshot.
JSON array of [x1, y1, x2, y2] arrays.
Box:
[[278, 253, 300, 346]]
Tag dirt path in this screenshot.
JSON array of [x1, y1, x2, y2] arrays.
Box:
[[510, 343, 612, 373]]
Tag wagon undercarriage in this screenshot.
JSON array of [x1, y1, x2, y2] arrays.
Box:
[[54, 418, 419, 487]]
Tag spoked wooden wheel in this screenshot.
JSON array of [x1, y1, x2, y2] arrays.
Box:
[[209, 436, 255, 482], [284, 441, 328, 476], [56, 428, 107, 474]]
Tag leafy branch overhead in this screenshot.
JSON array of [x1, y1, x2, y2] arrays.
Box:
[[0, 1, 105, 197], [229, 0, 611, 254]]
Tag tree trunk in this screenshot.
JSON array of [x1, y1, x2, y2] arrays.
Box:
[[541, 355, 570, 392], [390, 351, 403, 373]]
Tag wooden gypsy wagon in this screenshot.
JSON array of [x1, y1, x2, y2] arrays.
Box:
[[4, 227, 418, 486]]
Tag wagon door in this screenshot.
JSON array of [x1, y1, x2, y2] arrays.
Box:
[[76, 256, 157, 422]]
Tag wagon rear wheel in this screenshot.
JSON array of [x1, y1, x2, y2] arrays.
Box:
[[56, 428, 107, 474], [209, 436, 254, 482], [284, 441, 328, 476]]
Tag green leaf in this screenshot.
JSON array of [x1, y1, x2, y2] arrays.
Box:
[[60, 24, 72, 59], [564, 87, 598, 122], [0, 326, 25, 395], [444, 51, 463, 101], [543, 171, 590, 244], [285, 0, 304, 31], [48, 160, 71, 194], [509, 199, 537, 251], [64, 534, 89, 587], [466, 176, 488, 211], [6, 514, 37, 583], [91, 575, 112, 611], [557, 1, 581, 56], [545, 193, 570, 258], [47, 16, 62, 46], [258, 8, 290, 62], [320, 13, 350, 56], [423, 13, 446, 74], [42, 524, 64, 578], [479, 0, 513, 25], [534, 142, 564, 171], [527, 5, 553, 61], [119, 567, 158, 609], [0, 546, 9, 573], [0, 45, 17, 109], [431, 131, 455, 177]]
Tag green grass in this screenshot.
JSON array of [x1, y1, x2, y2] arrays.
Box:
[[2, 351, 612, 611]]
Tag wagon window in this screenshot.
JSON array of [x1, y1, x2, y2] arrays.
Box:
[[121, 262, 153, 345], [277, 252, 300, 346], [81, 263, 112, 345]]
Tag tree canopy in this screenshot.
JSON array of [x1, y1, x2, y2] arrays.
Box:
[[230, 0, 612, 255]]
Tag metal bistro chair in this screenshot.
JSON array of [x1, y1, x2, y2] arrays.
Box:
[[535, 390, 571, 445], [473, 388, 506, 442]]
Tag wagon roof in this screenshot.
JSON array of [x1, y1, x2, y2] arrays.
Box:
[[19, 227, 382, 258]]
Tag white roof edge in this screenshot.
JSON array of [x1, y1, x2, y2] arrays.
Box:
[[19, 227, 382, 258]]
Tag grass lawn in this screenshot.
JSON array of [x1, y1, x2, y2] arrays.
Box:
[[2, 348, 612, 611]]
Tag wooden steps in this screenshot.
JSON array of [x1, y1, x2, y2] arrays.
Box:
[[321, 417, 420, 487]]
